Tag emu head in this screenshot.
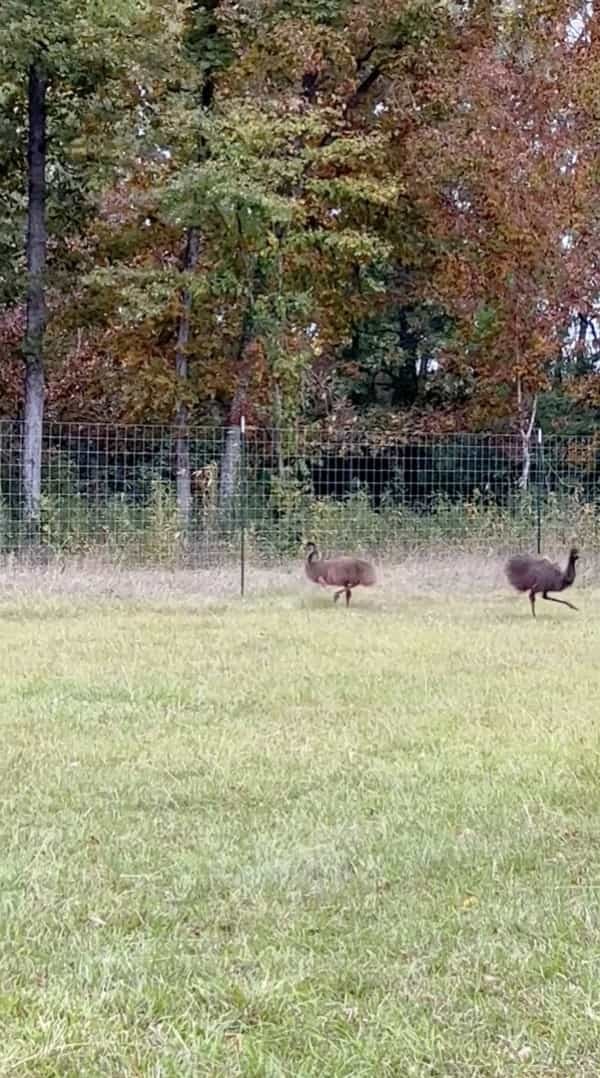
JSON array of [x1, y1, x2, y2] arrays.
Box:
[[305, 541, 319, 562]]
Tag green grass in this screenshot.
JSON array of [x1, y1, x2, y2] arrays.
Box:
[[1, 582, 600, 1075]]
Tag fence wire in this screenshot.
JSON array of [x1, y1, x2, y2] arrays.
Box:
[[0, 421, 598, 567]]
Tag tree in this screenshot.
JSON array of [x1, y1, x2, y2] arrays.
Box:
[[23, 61, 47, 526], [174, 0, 232, 531], [403, 2, 600, 470], [167, 0, 454, 499], [0, 0, 182, 532], [12, 0, 600, 454], [26, 0, 465, 453]]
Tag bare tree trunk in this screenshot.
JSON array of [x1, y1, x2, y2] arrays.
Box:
[[272, 381, 285, 478], [517, 377, 538, 491], [22, 61, 47, 534], [415, 350, 428, 401], [575, 312, 589, 376], [174, 228, 200, 533], [219, 380, 248, 507], [219, 317, 252, 510], [172, 59, 216, 539]]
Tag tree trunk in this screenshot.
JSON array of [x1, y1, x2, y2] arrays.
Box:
[[173, 61, 215, 539], [517, 378, 538, 491], [22, 61, 47, 534], [219, 381, 247, 508], [174, 227, 200, 534], [272, 381, 284, 478], [415, 350, 428, 401], [575, 313, 589, 376], [219, 317, 252, 510]]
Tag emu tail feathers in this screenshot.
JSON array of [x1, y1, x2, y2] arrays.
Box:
[[506, 555, 532, 593]]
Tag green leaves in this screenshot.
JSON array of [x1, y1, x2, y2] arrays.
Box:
[[0, 0, 148, 73], [166, 161, 297, 235], [3, 0, 592, 433]]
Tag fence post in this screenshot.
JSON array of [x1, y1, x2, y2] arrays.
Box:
[[536, 426, 543, 555], [240, 413, 246, 598]]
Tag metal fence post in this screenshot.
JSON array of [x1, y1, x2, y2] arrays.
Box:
[[536, 426, 543, 555], [240, 414, 246, 597]]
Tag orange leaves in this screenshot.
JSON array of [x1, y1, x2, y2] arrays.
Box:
[[402, 7, 600, 425], [0, 306, 23, 417], [568, 374, 600, 410], [11, 0, 599, 435]]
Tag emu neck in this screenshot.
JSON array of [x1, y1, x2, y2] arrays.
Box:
[[305, 551, 322, 581], [563, 555, 577, 587]]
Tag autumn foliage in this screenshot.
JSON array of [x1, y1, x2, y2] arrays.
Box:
[[2, 0, 600, 435]]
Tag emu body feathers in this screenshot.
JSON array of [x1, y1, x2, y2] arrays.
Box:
[[505, 547, 579, 618], [305, 543, 375, 606]]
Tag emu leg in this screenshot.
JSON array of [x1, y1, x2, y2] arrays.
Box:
[[529, 590, 536, 618], [345, 586, 352, 607], [542, 592, 578, 611], [333, 588, 345, 603]]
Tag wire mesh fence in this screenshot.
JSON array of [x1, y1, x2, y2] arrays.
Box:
[[0, 421, 599, 572]]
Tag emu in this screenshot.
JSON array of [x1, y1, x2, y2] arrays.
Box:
[[505, 546, 579, 618], [304, 542, 376, 606]]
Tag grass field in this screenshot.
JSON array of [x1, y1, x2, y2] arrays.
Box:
[[1, 559, 600, 1076]]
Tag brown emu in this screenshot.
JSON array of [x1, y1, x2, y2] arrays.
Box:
[[304, 542, 376, 606], [505, 547, 579, 618]]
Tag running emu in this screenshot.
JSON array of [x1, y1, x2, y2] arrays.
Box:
[[506, 546, 579, 618], [304, 542, 376, 606]]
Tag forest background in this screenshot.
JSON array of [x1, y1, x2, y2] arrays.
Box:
[[1, 0, 600, 536]]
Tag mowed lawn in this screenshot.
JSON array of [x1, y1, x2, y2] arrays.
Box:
[[1, 579, 600, 1076]]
